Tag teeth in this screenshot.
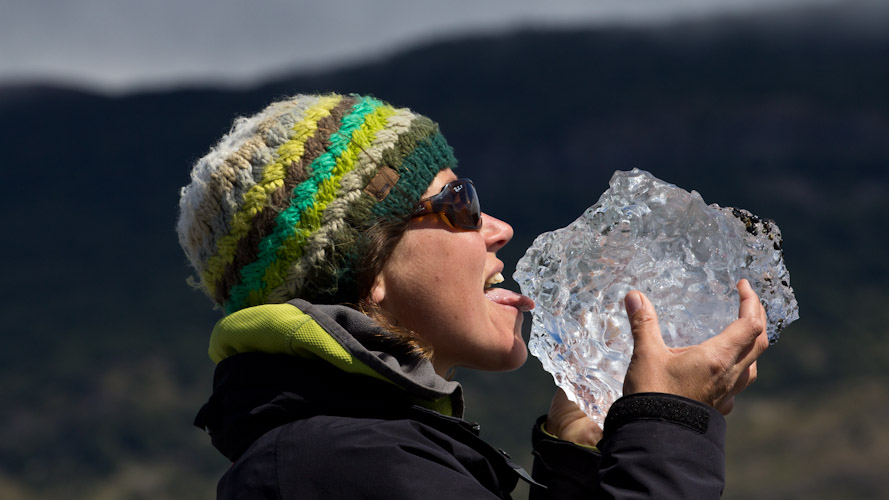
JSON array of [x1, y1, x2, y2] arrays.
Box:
[[484, 272, 505, 288]]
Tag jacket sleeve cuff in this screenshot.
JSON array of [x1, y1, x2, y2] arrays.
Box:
[[530, 414, 602, 499], [604, 392, 716, 436], [599, 393, 727, 499]]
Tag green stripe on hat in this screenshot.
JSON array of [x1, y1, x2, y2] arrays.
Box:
[[226, 96, 386, 312], [177, 93, 458, 312]]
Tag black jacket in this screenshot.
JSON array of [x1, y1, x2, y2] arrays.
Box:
[[195, 299, 727, 499]]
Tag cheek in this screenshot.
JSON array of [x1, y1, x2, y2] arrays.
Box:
[[410, 248, 478, 310], [387, 236, 483, 318]]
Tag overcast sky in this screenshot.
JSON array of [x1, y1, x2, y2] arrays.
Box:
[[0, 0, 864, 92]]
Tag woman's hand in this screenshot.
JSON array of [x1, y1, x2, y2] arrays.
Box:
[[545, 388, 603, 447], [622, 279, 769, 414], [544, 279, 768, 445]]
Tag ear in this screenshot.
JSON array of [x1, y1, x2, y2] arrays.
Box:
[[369, 273, 386, 305]]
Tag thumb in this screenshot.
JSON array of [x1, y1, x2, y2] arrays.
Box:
[[625, 291, 665, 352]]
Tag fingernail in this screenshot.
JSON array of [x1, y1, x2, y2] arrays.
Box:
[[625, 292, 643, 315]]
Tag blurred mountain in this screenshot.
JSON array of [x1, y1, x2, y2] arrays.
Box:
[[1, 5, 887, 499]]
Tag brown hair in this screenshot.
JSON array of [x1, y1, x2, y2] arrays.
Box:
[[354, 217, 434, 359]]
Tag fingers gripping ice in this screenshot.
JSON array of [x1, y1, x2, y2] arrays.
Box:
[[513, 169, 799, 423]]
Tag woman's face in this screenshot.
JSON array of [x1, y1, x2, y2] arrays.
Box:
[[371, 169, 534, 376]]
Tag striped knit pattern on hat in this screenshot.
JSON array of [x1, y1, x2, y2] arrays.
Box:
[[177, 93, 457, 313]]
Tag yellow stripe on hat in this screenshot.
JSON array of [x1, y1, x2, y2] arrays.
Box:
[[201, 94, 343, 298], [248, 104, 397, 307]]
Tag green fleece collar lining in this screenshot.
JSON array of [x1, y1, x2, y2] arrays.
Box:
[[208, 303, 454, 416]]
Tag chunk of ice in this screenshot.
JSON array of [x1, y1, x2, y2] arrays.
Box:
[[514, 169, 798, 423]]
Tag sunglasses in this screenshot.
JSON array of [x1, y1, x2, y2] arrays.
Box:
[[411, 178, 482, 230]]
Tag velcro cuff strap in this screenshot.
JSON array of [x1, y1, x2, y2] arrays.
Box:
[[604, 393, 710, 435]]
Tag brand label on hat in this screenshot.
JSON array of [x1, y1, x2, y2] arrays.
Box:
[[364, 166, 400, 202]]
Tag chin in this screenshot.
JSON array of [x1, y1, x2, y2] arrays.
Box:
[[506, 349, 529, 371], [493, 340, 529, 372], [462, 340, 528, 373]]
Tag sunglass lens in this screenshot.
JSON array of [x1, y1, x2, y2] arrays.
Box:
[[448, 182, 480, 229]]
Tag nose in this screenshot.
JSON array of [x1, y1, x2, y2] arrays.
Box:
[[481, 212, 513, 252]]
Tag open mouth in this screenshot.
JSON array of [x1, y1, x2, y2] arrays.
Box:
[[482, 272, 535, 312], [484, 272, 505, 289]]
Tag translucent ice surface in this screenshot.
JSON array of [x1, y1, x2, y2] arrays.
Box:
[[514, 169, 798, 424]]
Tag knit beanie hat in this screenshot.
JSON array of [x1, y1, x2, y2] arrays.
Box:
[[177, 93, 457, 313]]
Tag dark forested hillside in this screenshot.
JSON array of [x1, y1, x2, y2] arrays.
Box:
[[1, 6, 888, 499]]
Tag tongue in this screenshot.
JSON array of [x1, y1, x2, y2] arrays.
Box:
[[484, 287, 535, 312]]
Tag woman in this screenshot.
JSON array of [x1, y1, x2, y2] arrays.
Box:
[[178, 93, 768, 499]]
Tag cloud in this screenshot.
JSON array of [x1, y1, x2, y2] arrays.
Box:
[[0, 0, 860, 92]]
